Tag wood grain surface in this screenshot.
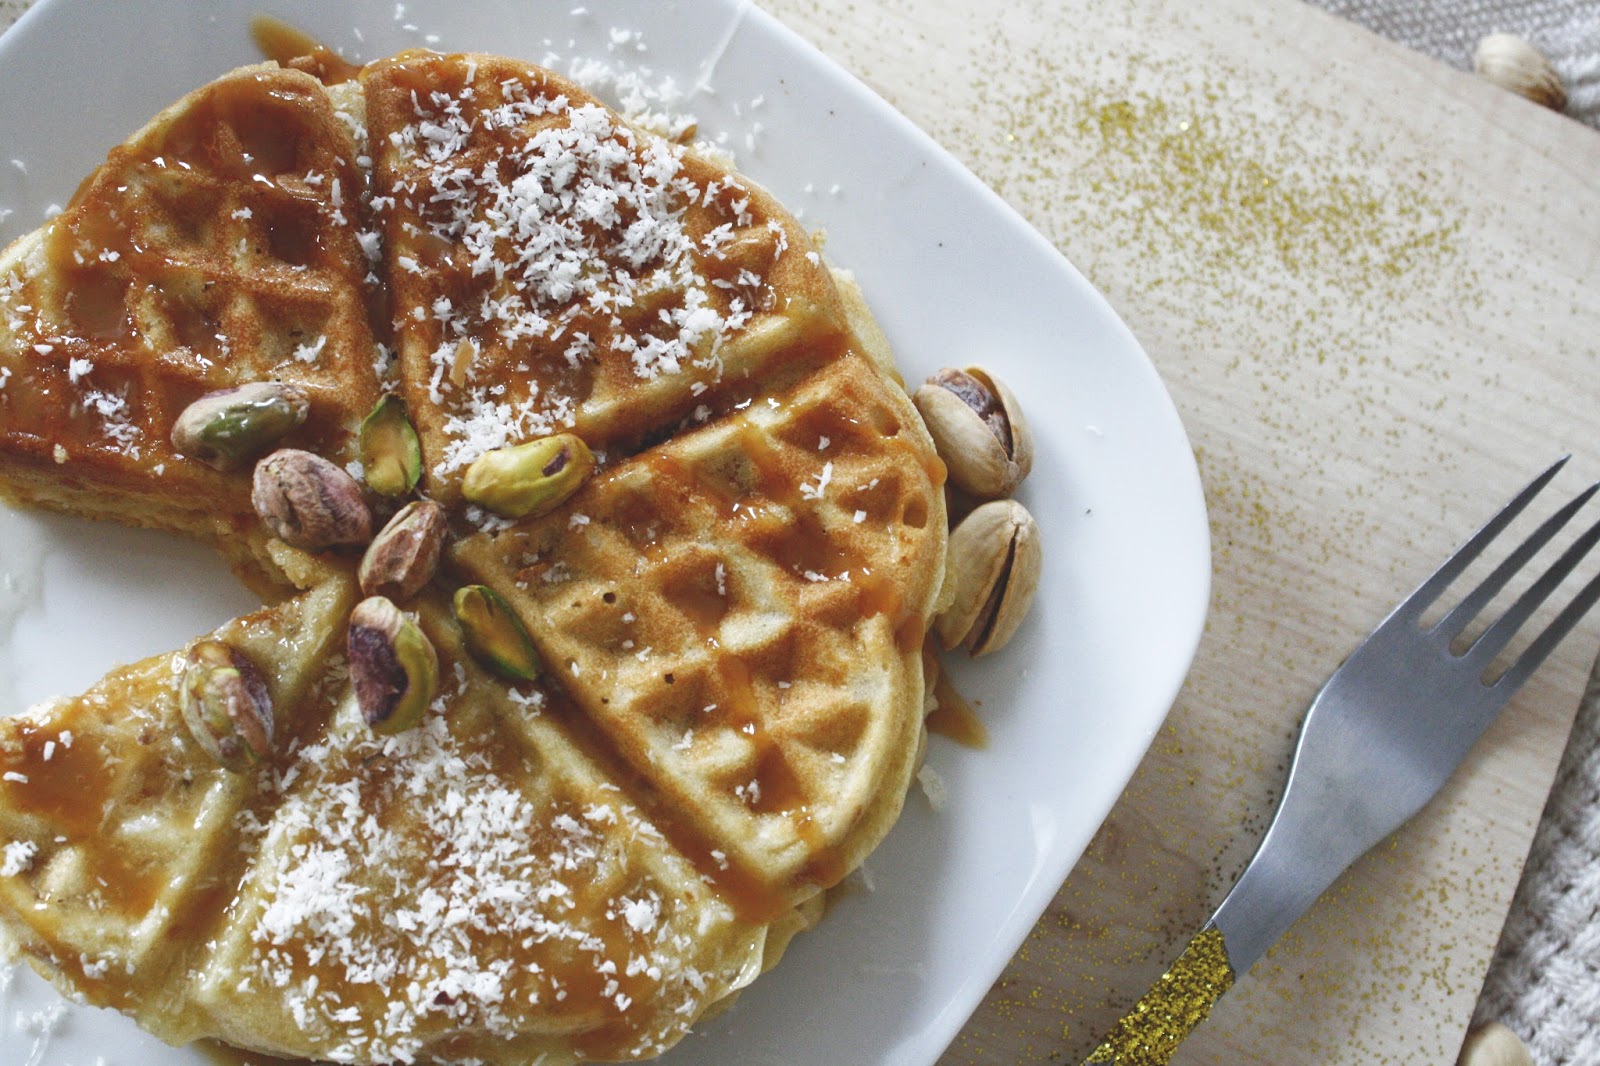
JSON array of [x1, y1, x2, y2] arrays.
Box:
[[756, 0, 1600, 1063]]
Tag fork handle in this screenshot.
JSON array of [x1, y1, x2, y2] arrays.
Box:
[[1080, 923, 1237, 1065]]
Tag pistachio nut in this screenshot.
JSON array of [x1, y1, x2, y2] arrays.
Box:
[[180, 639, 274, 772], [453, 583, 541, 681], [347, 595, 439, 734], [359, 499, 447, 601], [461, 433, 595, 519], [912, 366, 1033, 500], [252, 448, 374, 550], [934, 498, 1041, 657], [170, 381, 310, 470], [359, 394, 423, 497], [1458, 1023, 1535, 1066], [1473, 34, 1567, 111]]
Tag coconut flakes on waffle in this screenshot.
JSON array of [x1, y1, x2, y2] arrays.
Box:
[[239, 692, 734, 1063], [390, 74, 764, 479]]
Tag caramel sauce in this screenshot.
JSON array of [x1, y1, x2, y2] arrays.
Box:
[[0, 720, 113, 838], [556, 925, 665, 1059], [713, 659, 797, 816], [88, 845, 167, 916], [713, 657, 845, 891], [62, 266, 135, 341], [926, 674, 989, 750], [249, 15, 363, 85], [162, 78, 315, 181]]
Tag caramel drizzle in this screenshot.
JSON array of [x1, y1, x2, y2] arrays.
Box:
[[249, 15, 363, 85], [926, 672, 989, 750], [596, 405, 924, 913]]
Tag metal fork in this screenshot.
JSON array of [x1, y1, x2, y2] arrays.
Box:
[[1083, 456, 1600, 1065]]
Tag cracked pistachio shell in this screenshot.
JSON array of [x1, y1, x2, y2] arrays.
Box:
[[359, 394, 423, 497], [462, 433, 595, 519], [252, 448, 373, 551], [453, 584, 541, 681], [348, 596, 439, 734], [180, 639, 274, 772], [912, 366, 1033, 500], [934, 499, 1041, 656], [359, 499, 447, 601], [171, 381, 310, 470]]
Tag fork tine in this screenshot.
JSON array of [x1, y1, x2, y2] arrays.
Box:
[[1435, 479, 1600, 642], [1497, 565, 1600, 692], [1402, 456, 1570, 622], [1468, 504, 1600, 675]]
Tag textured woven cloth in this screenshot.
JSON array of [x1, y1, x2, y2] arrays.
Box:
[[0, 1, 1596, 1063], [1314, 0, 1600, 126], [1472, 667, 1600, 1065]]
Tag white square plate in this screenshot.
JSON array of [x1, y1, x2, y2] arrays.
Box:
[[0, 2, 1210, 1063]]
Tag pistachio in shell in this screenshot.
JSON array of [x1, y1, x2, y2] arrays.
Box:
[[934, 498, 1041, 656], [359, 394, 423, 497], [180, 639, 274, 772], [453, 584, 541, 681], [252, 448, 373, 551], [347, 596, 439, 734], [912, 366, 1033, 500], [359, 499, 447, 601], [461, 433, 595, 519], [171, 381, 310, 470]]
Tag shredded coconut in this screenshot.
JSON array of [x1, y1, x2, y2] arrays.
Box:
[[1, 840, 37, 877], [800, 461, 833, 501], [388, 73, 763, 477]]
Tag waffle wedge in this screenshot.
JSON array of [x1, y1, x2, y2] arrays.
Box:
[[0, 63, 384, 588], [363, 51, 850, 503], [0, 46, 949, 1065], [451, 350, 946, 916]]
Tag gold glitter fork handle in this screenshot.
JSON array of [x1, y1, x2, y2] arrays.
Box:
[[1082, 925, 1236, 1065]]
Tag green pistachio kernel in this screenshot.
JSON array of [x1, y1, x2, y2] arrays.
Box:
[[348, 596, 439, 734], [453, 583, 541, 681], [461, 433, 595, 518], [359, 394, 423, 497]]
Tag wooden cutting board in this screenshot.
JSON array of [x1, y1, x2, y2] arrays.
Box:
[[760, 0, 1600, 1062]]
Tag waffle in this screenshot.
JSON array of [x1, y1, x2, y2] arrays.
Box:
[[363, 51, 849, 502], [0, 565, 355, 1029], [451, 350, 946, 914], [0, 63, 384, 586], [0, 46, 948, 1065]]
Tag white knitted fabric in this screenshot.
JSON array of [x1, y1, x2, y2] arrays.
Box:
[[1470, 661, 1600, 1065], [0, 0, 1596, 1063]]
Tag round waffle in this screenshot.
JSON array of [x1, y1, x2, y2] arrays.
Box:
[[0, 49, 947, 1065]]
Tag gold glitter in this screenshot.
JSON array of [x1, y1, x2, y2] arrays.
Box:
[[1083, 926, 1234, 1065]]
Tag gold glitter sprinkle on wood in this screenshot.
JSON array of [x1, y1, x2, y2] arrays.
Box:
[[1083, 925, 1235, 1065]]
